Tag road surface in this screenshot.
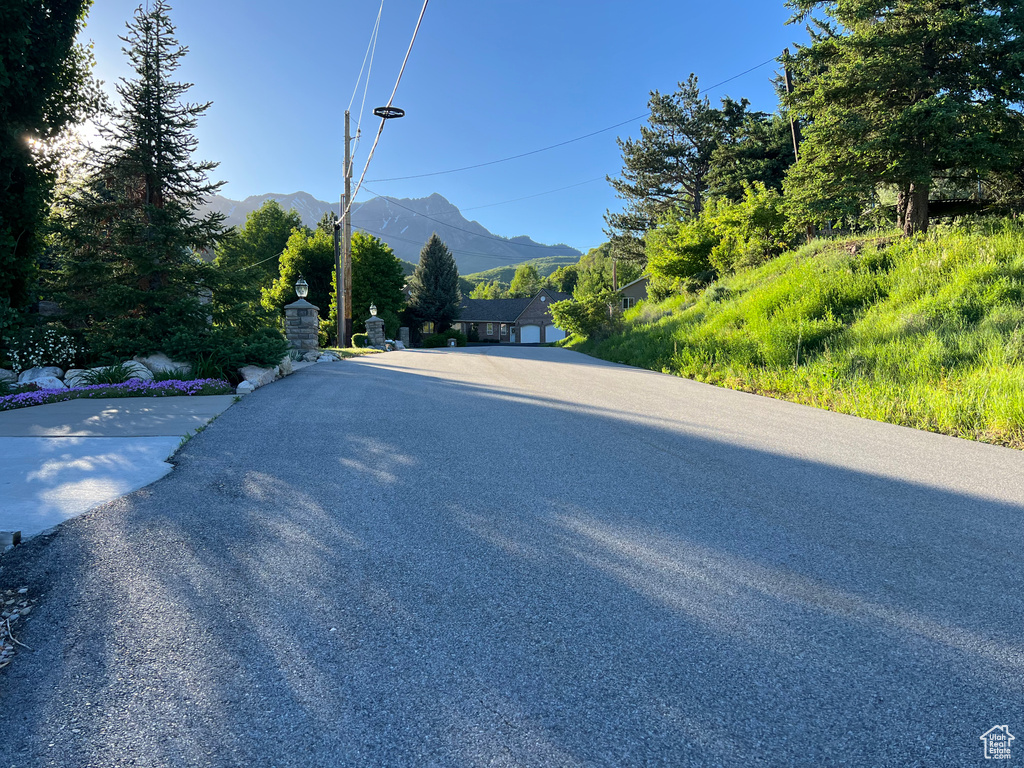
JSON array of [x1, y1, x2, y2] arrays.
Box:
[[1, 346, 1022, 767]]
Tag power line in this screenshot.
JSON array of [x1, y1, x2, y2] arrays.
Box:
[[366, 55, 780, 183], [343, 0, 430, 223], [460, 177, 605, 212], [349, 0, 385, 164]]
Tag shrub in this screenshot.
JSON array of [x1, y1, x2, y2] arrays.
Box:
[[421, 329, 467, 348], [78, 362, 139, 385], [3, 325, 84, 373], [351, 332, 370, 348], [549, 294, 616, 339], [152, 367, 195, 382], [163, 326, 289, 383]]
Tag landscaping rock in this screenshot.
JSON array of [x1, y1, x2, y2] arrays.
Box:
[[29, 376, 66, 390], [120, 361, 155, 381], [134, 353, 193, 377], [394, 341, 406, 350], [278, 356, 294, 377], [318, 352, 341, 362], [236, 381, 256, 396], [239, 365, 277, 388], [64, 369, 88, 387], [302, 351, 319, 363], [0, 369, 15, 384], [18, 366, 64, 384]]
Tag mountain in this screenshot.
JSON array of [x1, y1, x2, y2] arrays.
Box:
[[199, 191, 582, 276]]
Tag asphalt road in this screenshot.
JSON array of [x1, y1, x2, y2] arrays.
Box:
[[1, 346, 1023, 767]]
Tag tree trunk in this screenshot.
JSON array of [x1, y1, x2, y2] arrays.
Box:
[[897, 182, 930, 236]]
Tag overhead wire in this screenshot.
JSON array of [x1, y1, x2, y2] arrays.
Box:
[[365, 55, 781, 183], [350, 0, 385, 164], [342, 0, 430, 223]]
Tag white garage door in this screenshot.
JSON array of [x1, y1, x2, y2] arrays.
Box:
[[519, 324, 540, 343], [544, 325, 566, 343]]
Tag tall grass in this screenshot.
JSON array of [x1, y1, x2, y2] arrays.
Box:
[[571, 219, 1024, 447]]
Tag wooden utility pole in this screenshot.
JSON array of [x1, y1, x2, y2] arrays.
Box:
[[343, 110, 353, 347], [335, 195, 344, 346]]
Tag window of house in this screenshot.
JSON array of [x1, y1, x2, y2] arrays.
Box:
[[621, 297, 635, 311], [486, 323, 494, 336], [500, 324, 507, 335], [423, 321, 435, 334]]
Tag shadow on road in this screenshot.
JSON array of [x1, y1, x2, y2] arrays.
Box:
[[2, 353, 1022, 766]]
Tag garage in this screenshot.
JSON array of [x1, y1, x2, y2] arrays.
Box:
[[519, 324, 541, 344], [544, 325, 566, 343]]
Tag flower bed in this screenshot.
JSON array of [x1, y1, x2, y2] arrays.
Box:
[[0, 378, 233, 412]]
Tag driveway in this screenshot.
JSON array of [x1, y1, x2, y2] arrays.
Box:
[[1, 347, 1022, 767]]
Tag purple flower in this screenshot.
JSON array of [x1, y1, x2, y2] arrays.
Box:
[[0, 379, 233, 412]]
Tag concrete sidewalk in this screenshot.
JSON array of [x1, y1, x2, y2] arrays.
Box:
[[0, 395, 236, 538]]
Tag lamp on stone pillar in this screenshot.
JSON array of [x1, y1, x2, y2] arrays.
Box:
[[365, 303, 386, 347], [295, 276, 309, 299]]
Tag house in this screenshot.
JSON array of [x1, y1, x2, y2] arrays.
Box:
[[451, 289, 571, 344], [618, 276, 649, 310]]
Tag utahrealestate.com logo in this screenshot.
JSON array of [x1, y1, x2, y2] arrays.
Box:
[[981, 726, 1015, 760]]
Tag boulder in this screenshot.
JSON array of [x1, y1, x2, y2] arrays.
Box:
[[120, 361, 154, 381], [394, 341, 406, 350], [278, 355, 294, 377], [318, 352, 341, 362], [239, 365, 277, 388], [236, 381, 256, 396], [302, 351, 319, 363], [0, 369, 15, 385], [18, 366, 64, 384], [64, 369, 88, 388], [134, 353, 192, 377], [29, 376, 66, 391]]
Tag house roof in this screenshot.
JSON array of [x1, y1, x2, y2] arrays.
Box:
[[458, 289, 571, 323], [458, 297, 533, 323], [618, 275, 649, 292]]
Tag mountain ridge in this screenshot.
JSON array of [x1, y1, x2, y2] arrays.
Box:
[[199, 191, 581, 275]]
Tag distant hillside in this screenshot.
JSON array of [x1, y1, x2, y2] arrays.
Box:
[[200, 191, 581, 276], [462, 255, 581, 286]]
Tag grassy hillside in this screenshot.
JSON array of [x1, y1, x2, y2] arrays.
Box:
[[463, 255, 580, 286], [567, 219, 1024, 447]]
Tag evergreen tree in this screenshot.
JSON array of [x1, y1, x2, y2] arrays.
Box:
[[707, 112, 795, 202], [784, 0, 1024, 235], [1, 0, 102, 312], [605, 77, 746, 263], [54, 0, 226, 358], [408, 233, 461, 332], [509, 264, 541, 297], [210, 200, 304, 334]]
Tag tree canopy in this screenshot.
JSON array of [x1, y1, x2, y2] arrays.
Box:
[[784, 0, 1024, 234], [1, 0, 102, 312], [509, 264, 541, 297], [53, 0, 225, 358], [263, 227, 335, 316], [330, 231, 406, 338]]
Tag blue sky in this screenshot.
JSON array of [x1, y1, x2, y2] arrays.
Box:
[[80, 1, 805, 253]]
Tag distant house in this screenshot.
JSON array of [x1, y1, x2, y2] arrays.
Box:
[[451, 288, 571, 344], [618, 276, 649, 310]]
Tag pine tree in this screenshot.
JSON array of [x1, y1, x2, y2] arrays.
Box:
[[784, 0, 1024, 235], [604, 77, 747, 263], [408, 233, 461, 332], [1, 0, 101, 312], [55, 0, 226, 358]]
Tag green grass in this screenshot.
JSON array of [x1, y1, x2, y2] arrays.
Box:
[[462, 255, 581, 286], [323, 347, 385, 359], [567, 219, 1024, 448]]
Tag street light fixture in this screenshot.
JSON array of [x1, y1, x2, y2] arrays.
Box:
[[373, 106, 406, 120], [369, 303, 378, 317], [295, 276, 309, 299]]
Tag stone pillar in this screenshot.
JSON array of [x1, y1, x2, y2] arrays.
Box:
[[399, 327, 410, 348], [284, 298, 321, 352], [365, 314, 386, 347]]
